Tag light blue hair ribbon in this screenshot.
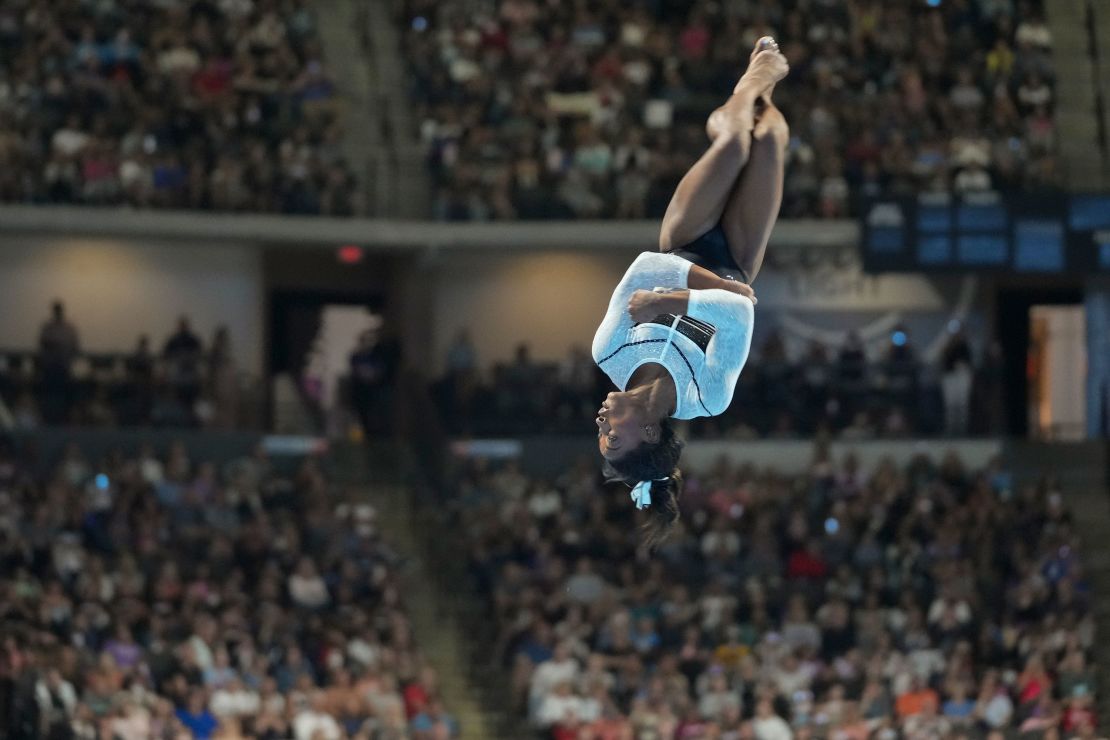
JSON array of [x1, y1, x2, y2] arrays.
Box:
[[630, 477, 669, 510]]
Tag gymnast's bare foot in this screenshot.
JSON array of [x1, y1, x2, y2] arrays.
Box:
[[735, 37, 788, 99], [708, 37, 788, 140]]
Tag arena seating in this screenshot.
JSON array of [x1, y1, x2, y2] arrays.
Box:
[[0, 0, 359, 215], [400, 0, 1057, 221], [449, 446, 1095, 738], [0, 438, 457, 738]]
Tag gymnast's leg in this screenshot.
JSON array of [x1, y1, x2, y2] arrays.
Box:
[[657, 40, 789, 253], [718, 101, 789, 282]]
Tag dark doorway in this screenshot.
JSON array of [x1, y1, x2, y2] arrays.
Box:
[[267, 290, 385, 432]]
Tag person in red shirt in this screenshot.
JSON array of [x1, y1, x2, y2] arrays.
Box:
[[551, 716, 581, 740], [787, 541, 829, 580], [402, 666, 438, 719], [1063, 694, 1097, 734], [1018, 654, 1053, 706], [581, 715, 634, 740], [896, 677, 939, 719]]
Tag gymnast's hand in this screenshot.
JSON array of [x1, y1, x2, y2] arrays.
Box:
[[629, 282, 757, 322], [628, 290, 671, 323], [720, 281, 757, 303]]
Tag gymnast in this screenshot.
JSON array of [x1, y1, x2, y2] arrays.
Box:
[[592, 37, 790, 545]]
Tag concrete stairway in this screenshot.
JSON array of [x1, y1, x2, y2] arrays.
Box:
[[362, 0, 432, 217], [331, 443, 512, 740], [1005, 441, 1110, 722], [1045, 0, 1110, 188], [313, 0, 382, 214], [1092, 0, 1110, 176], [271, 373, 319, 434]]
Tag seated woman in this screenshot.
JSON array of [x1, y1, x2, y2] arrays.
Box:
[[592, 37, 790, 546]]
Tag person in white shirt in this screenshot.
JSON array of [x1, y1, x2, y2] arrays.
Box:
[[288, 557, 330, 609], [753, 698, 793, 740], [210, 678, 261, 718], [529, 643, 581, 720], [35, 669, 77, 726], [699, 670, 742, 721], [593, 38, 789, 547], [536, 681, 585, 728], [293, 692, 342, 740]]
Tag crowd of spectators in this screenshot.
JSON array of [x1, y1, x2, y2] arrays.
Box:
[[0, 302, 249, 429], [431, 325, 1005, 439], [0, 437, 458, 739], [449, 446, 1095, 739], [0, 0, 360, 215], [400, 0, 1059, 221]]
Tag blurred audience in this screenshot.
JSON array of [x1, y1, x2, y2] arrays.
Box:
[[0, 0, 360, 215], [400, 0, 1058, 221], [448, 446, 1093, 739], [0, 438, 456, 738]]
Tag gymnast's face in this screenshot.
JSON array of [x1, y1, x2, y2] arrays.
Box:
[[596, 392, 650, 460]]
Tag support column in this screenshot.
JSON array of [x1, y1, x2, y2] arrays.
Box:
[[1086, 279, 1110, 438]]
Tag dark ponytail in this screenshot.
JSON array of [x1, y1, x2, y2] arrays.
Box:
[[602, 418, 684, 548], [641, 472, 683, 548]]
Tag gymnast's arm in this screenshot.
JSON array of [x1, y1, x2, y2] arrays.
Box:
[[593, 252, 693, 362], [644, 287, 755, 413], [625, 262, 755, 323], [684, 263, 756, 301]]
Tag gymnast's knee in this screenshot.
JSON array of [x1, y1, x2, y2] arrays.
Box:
[[754, 106, 790, 148], [658, 218, 681, 252], [706, 113, 754, 147]]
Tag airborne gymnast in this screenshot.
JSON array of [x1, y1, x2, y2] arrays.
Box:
[[593, 37, 790, 545]]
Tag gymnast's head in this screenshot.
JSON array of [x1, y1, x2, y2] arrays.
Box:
[[596, 392, 685, 546]]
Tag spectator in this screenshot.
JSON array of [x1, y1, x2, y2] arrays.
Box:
[[537, 681, 585, 729], [896, 676, 939, 719], [121, 334, 156, 423], [411, 699, 460, 739], [292, 692, 342, 740], [698, 667, 741, 722], [450, 445, 1094, 738], [37, 300, 80, 423], [753, 698, 793, 740], [34, 669, 78, 734], [176, 688, 219, 739], [288, 556, 330, 609], [941, 329, 975, 436], [163, 316, 204, 413], [348, 327, 397, 437]]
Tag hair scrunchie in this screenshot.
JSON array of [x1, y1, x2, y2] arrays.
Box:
[[630, 477, 670, 510]]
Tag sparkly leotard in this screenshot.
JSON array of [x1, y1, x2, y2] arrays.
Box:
[[591, 252, 755, 420]]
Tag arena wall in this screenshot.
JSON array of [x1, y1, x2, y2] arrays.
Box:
[[424, 249, 986, 375], [0, 236, 264, 372]]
